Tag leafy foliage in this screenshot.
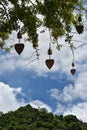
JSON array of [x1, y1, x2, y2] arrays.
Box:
[[0, 104, 87, 130], [0, 0, 84, 51]]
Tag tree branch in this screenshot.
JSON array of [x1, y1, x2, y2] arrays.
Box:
[[0, 1, 9, 20]]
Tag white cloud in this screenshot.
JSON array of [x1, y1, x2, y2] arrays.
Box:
[[64, 102, 87, 122], [0, 82, 25, 113], [74, 72, 87, 100], [29, 99, 52, 112], [49, 70, 87, 122], [49, 71, 87, 102], [54, 103, 66, 115], [53, 102, 87, 122], [49, 85, 75, 102], [0, 82, 52, 114]]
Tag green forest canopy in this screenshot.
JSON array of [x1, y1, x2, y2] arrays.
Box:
[[0, 0, 86, 51], [0, 104, 87, 130]]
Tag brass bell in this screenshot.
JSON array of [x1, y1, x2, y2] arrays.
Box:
[[48, 48, 52, 55], [17, 31, 22, 39], [78, 16, 82, 22]]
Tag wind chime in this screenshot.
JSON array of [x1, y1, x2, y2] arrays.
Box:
[[45, 42, 54, 69], [15, 30, 24, 55], [14, 14, 83, 74], [70, 14, 83, 75], [70, 48, 76, 75], [76, 15, 84, 34]]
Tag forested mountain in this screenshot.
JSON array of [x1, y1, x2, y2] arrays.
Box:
[[0, 104, 87, 130]]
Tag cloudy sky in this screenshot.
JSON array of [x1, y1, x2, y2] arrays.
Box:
[[0, 0, 87, 123]]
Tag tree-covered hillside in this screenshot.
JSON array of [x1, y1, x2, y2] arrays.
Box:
[[0, 105, 87, 130]]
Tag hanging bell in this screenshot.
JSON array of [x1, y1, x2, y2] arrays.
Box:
[[70, 68, 76, 75], [76, 24, 84, 34], [15, 43, 24, 55], [72, 62, 75, 67], [45, 59, 54, 69], [48, 48, 52, 55], [17, 31, 22, 39], [78, 16, 82, 22]]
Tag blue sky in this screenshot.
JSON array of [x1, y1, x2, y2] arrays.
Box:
[[0, 0, 87, 123]]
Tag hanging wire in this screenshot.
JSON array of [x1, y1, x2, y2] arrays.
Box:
[[75, 42, 87, 50], [49, 30, 52, 45], [56, 39, 63, 51], [25, 48, 40, 66]]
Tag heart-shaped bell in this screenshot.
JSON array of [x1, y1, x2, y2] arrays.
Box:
[[45, 59, 54, 69], [70, 68, 76, 75], [15, 43, 24, 55], [76, 25, 84, 34]]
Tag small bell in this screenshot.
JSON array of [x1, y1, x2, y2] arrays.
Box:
[[48, 48, 52, 55], [78, 16, 82, 22], [72, 62, 75, 67], [17, 31, 22, 39]]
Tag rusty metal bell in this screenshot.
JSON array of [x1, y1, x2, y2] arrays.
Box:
[[70, 68, 76, 75], [45, 59, 54, 69], [15, 43, 24, 55]]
